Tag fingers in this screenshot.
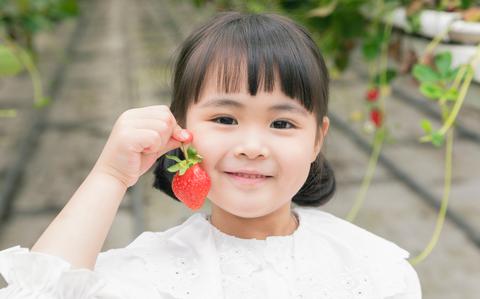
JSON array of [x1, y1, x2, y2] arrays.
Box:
[[124, 105, 175, 124], [124, 118, 171, 135], [162, 127, 193, 155], [126, 129, 162, 153], [124, 119, 192, 145], [117, 105, 193, 155]]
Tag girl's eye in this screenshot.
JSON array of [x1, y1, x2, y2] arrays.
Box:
[[271, 120, 296, 129], [212, 116, 237, 125], [211, 117, 296, 129]]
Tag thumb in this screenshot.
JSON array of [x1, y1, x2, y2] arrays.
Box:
[[160, 127, 193, 156]]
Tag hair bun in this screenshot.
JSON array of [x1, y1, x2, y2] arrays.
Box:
[[292, 153, 336, 207]]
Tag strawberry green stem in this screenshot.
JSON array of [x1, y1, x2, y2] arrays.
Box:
[[420, 43, 480, 143], [409, 129, 453, 266], [421, 24, 452, 64], [346, 13, 390, 223], [180, 144, 188, 160], [438, 45, 480, 135], [1, 36, 45, 108], [346, 127, 384, 222]]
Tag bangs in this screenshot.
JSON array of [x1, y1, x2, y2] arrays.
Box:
[[171, 12, 329, 125]]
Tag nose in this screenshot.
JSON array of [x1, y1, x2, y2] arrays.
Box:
[[233, 129, 270, 160]]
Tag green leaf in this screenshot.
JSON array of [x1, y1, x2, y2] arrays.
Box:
[[307, 0, 338, 18], [373, 69, 397, 86], [412, 64, 441, 83], [434, 52, 452, 77], [362, 28, 386, 61], [362, 41, 381, 61], [165, 155, 182, 163], [421, 119, 432, 134], [246, 1, 266, 13], [431, 132, 445, 147], [190, 157, 202, 164], [420, 82, 444, 100], [58, 0, 78, 16], [444, 88, 459, 101], [406, 14, 422, 33], [24, 14, 52, 33], [187, 146, 197, 157], [0, 45, 25, 76], [34, 97, 51, 108], [179, 167, 187, 176], [167, 163, 181, 173], [446, 66, 460, 82]]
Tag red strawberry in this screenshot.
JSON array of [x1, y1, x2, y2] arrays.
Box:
[[370, 108, 383, 128], [166, 145, 211, 210], [366, 88, 379, 102]]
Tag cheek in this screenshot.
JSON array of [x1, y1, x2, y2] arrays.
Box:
[[189, 129, 222, 173], [277, 138, 312, 190]]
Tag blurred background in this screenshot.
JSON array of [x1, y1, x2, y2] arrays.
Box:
[[1, 0, 479, 298]]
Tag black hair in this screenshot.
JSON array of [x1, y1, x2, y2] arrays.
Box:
[[152, 11, 335, 207]]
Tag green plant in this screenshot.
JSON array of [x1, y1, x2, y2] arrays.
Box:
[[189, 0, 480, 266], [0, 0, 78, 56], [0, 0, 77, 118], [0, 38, 49, 118]]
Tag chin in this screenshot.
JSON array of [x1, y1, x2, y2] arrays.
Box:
[[216, 200, 277, 219]]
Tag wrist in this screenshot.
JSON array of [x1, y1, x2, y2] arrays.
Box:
[[90, 166, 130, 191]]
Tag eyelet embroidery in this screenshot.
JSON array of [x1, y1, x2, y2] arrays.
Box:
[[123, 212, 407, 299]]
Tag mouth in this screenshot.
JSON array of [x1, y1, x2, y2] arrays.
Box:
[[224, 172, 273, 186]]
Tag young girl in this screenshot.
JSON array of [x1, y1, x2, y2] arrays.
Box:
[[0, 12, 421, 299]]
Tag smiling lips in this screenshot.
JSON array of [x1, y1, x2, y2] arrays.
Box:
[[228, 172, 269, 179], [225, 171, 272, 186]]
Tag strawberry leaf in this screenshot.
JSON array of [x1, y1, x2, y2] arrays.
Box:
[[413, 64, 441, 83], [166, 155, 182, 163], [373, 69, 397, 86], [187, 146, 197, 157], [431, 132, 445, 147], [446, 67, 460, 82], [434, 52, 452, 77], [179, 167, 188, 176], [420, 82, 444, 100], [167, 163, 182, 172], [444, 88, 459, 101], [191, 157, 202, 164], [421, 119, 432, 134]]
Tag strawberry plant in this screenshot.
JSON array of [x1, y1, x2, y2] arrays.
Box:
[[412, 51, 472, 147], [0, 0, 78, 55], [190, 0, 480, 266], [0, 0, 77, 118], [366, 87, 380, 102]]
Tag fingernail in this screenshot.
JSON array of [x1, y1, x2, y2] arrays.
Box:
[[180, 129, 191, 141]]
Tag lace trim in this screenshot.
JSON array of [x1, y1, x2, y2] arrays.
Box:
[[0, 246, 105, 298]]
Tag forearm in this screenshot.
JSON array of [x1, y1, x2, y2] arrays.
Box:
[[31, 168, 127, 270]]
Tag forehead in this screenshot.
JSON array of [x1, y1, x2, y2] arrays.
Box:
[[197, 70, 308, 116]]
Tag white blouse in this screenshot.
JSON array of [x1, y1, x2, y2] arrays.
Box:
[[0, 207, 421, 299]]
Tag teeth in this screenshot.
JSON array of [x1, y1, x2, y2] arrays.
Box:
[[233, 173, 266, 179]]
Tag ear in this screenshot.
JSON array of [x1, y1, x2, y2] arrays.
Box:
[[312, 116, 330, 163]]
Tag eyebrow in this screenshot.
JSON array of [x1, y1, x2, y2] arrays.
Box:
[[199, 98, 308, 116]]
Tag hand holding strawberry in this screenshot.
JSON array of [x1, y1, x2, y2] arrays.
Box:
[[166, 143, 211, 211], [93, 105, 191, 188]]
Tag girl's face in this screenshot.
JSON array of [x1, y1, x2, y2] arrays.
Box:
[[185, 75, 329, 218]]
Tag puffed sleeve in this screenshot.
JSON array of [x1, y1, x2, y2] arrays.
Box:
[[0, 245, 118, 299], [386, 259, 422, 299]]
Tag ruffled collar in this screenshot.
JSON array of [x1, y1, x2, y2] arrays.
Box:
[[196, 208, 305, 246]]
